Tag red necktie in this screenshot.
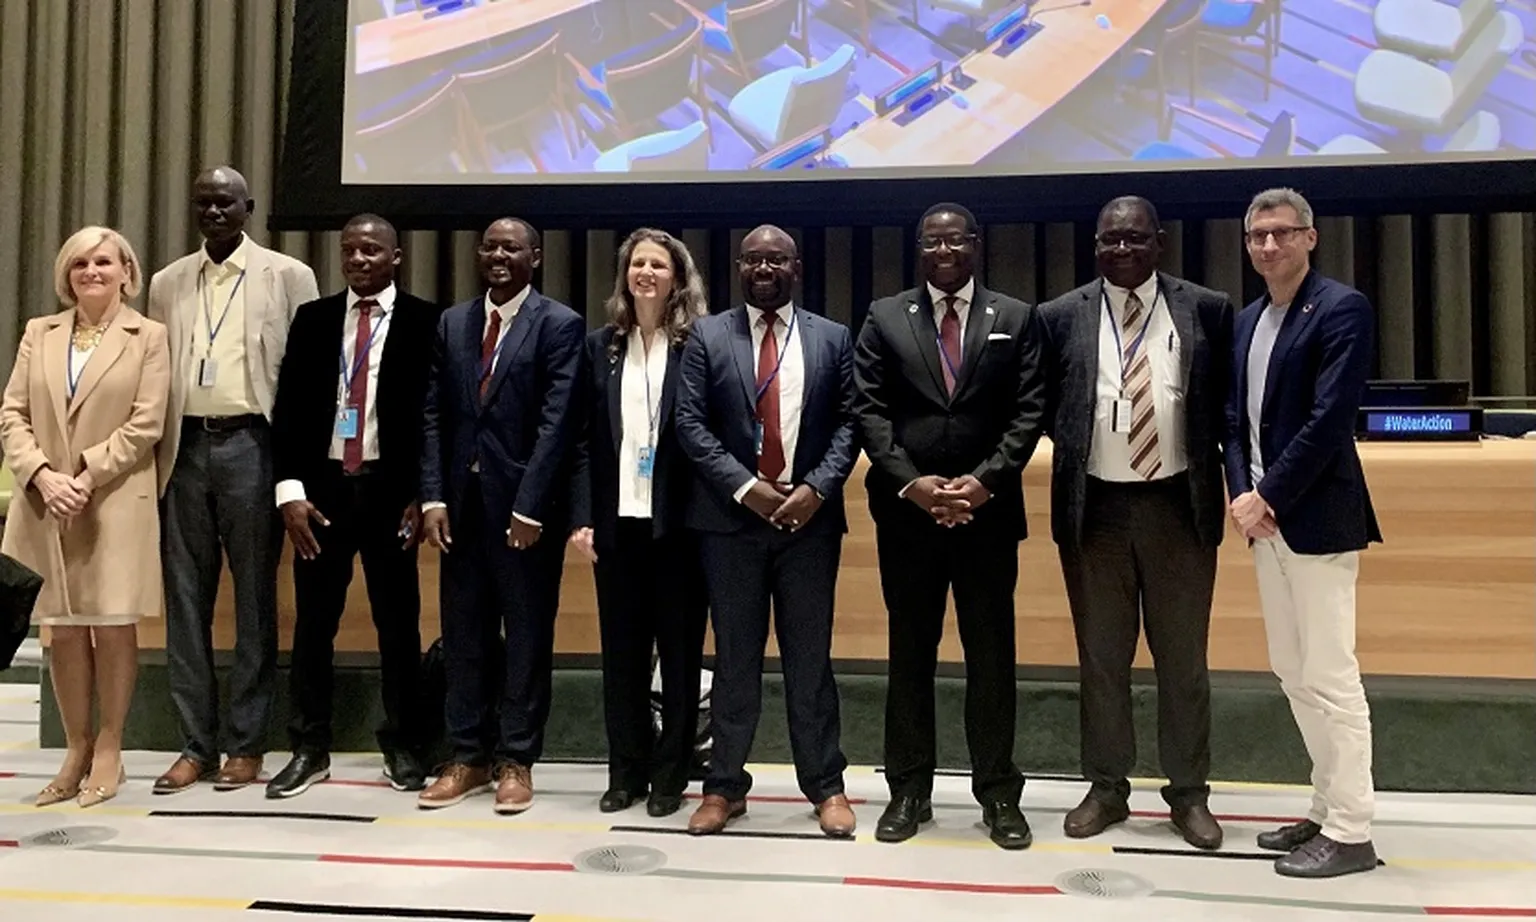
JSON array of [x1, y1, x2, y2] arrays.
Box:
[[755, 310, 786, 481], [939, 295, 962, 395], [342, 299, 375, 473], [479, 309, 502, 401]]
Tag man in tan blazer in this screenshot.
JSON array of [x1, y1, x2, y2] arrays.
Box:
[[146, 165, 319, 794]]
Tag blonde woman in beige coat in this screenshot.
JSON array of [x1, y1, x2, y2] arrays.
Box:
[[0, 226, 171, 808]]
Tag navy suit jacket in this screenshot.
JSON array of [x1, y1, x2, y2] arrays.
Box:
[[1224, 270, 1382, 555], [675, 306, 858, 536], [419, 289, 585, 532], [569, 325, 694, 550]]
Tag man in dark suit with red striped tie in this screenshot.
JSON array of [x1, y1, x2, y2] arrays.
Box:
[[416, 217, 585, 815], [674, 226, 859, 838], [853, 203, 1045, 849]]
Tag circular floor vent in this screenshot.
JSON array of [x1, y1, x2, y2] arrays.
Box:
[[1055, 868, 1155, 899], [19, 826, 118, 849], [573, 844, 668, 876]]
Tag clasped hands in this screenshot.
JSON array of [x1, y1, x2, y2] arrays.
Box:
[[742, 478, 822, 532], [1229, 489, 1278, 539], [35, 467, 94, 525], [906, 474, 990, 527]]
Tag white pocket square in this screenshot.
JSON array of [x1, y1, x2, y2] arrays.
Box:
[[987, 333, 1012, 341]]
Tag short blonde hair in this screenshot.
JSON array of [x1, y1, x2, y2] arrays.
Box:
[[53, 225, 143, 306]]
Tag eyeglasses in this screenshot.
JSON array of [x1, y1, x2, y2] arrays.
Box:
[[917, 233, 975, 252], [1095, 231, 1155, 249], [1245, 226, 1309, 247], [738, 253, 792, 269]]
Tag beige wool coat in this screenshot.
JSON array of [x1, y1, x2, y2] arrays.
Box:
[[0, 307, 171, 622]]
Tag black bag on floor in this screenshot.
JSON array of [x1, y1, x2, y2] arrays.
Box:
[[0, 553, 43, 671]]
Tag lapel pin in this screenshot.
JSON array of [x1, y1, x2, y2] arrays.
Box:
[[985, 306, 995, 315], [1302, 303, 1314, 314], [908, 304, 918, 314]]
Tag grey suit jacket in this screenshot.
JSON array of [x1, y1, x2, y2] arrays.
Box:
[[1037, 273, 1234, 549], [146, 237, 319, 494]]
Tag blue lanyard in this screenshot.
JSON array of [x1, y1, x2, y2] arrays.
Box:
[[337, 305, 391, 395], [753, 308, 797, 404], [935, 330, 961, 381], [1104, 287, 1160, 384], [638, 333, 663, 446], [66, 339, 90, 399], [479, 307, 516, 382], [199, 266, 247, 348]]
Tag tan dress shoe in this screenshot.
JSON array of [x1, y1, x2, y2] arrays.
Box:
[[215, 756, 264, 791], [687, 794, 746, 835], [815, 794, 857, 838], [153, 756, 216, 795], [417, 763, 493, 809], [493, 763, 535, 815]]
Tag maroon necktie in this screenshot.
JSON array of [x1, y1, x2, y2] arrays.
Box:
[[939, 295, 962, 395], [755, 309, 786, 481], [342, 299, 375, 473], [479, 309, 502, 402]]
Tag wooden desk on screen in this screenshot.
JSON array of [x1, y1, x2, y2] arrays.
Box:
[[354, 0, 599, 73], [136, 439, 1536, 680], [828, 0, 1168, 168]]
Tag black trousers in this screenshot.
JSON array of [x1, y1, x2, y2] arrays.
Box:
[[877, 518, 1023, 805], [288, 464, 422, 755], [700, 522, 847, 803], [594, 519, 708, 795], [1059, 474, 1217, 809], [440, 475, 565, 767]]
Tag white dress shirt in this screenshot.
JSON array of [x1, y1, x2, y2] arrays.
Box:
[[1088, 274, 1188, 481], [1247, 300, 1289, 487], [66, 343, 96, 402], [274, 285, 396, 507], [734, 303, 804, 502], [618, 327, 668, 519]]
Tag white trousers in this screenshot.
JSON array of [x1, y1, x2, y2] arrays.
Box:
[[1252, 535, 1375, 843]]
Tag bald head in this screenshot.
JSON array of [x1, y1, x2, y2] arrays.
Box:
[[193, 165, 254, 251], [1099, 195, 1159, 230], [743, 224, 797, 258], [738, 225, 799, 311]]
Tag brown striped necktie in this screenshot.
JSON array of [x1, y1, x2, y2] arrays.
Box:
[[1122, 291, 1162, 479]]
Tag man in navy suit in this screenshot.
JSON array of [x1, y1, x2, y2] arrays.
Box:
[[417, 217, 585, 815], [674, 226, 859, 838], [1225, 188, 1382, 879]]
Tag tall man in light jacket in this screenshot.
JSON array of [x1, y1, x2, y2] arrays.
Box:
[[147, 166, 319, 794]]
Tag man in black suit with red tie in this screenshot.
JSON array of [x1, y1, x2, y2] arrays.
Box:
[[417, 217, 585, 815], [266, 214, 441, 798], [853, 203, 1044, 849], [674, 225, 859, 839]]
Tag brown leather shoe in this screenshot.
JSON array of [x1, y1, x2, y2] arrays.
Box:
[[417, 763, 493, 809], [1063, 794, 1130, 838], [214, 756, 264, 791], [687, 794, 746, 835], [1172, 804, 1224, 850], [154, 756, 216, 795], [815, 794, 857, 838], [493, 763, 534, 815]]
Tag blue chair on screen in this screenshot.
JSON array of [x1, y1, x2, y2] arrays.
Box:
[[593, 119, 711, 171], [571, 18, 707, 144], [1187, 0, 1281, 101], [685, 0, 808, 77], [725, 43, 857, 151]]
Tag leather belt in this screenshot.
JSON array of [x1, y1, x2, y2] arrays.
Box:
[[185, 414, 264, 433]]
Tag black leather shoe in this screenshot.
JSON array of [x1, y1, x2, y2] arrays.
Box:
[[1274, 834, 1380, 878], [383, 750, 427, 792], [982, 802, 1033, 850], [1257, 819, 1322, 852], [600, 788, 645, 813], [265, 752, 330, 799], [1064, 794, 1130, 838], [875, 795, 933, 843], [647, 792, 684, 817], [1171, 805, 1224, 850]]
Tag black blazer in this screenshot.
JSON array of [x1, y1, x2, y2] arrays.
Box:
[[852, 283, 1047, 540], [420, 289, 585, 531], [1038, 273, 1234, 549], [674, 306, 857, 536], [569, 325, 694, 549], [271, 289, 442, 506], [1224, 270, 1381, 555]]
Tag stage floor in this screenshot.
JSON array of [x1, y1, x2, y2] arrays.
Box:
[[1, 683, 1534, 921]]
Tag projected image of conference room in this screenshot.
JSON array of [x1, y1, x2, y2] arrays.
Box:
[[344, 0, 1535, 177]]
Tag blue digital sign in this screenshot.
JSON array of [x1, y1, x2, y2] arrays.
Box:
[[1360, 409, 1480, 440]]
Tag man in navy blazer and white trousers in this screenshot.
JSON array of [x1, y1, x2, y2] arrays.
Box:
[[417, 218, 585, 815], [675, 225, 859, 839], [1225, 188, 1382, 879]]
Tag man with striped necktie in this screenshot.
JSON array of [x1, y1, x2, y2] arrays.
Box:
[[1038, 196, 1235, 850]]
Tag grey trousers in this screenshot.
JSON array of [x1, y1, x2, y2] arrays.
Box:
[[161, 420, 283, 764]]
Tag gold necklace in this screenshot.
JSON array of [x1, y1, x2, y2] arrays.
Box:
[[72, 320, 107, 351]]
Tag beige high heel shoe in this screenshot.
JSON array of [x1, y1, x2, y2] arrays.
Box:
[[36, 759, 92, 807], [77, 765, 127, 808]]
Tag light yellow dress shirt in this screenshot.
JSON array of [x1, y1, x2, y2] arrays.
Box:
[[184, 235, 261, 417]]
